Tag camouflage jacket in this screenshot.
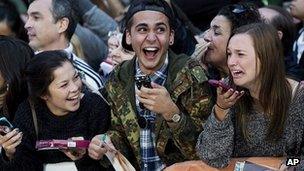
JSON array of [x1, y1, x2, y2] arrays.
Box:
[[104, 50, 214, 168]]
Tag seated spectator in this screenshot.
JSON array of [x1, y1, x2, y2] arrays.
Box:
[[100, 30, 135, 79], [0, 0, 27, 41], [25, 0, 105, 91], [0, 36, 33, 162], [88, 0, 214, 170], [193, 3, 262, 81], [196, 23, 304, 169], [0, 50, 111, 170], [72, 0, 118, 72], [107, 31, 134, 64], [259, 5, 304, 80]]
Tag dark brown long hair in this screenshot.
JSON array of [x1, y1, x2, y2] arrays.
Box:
[[0, 36, 33, 120], [230, 23, 292, 141]]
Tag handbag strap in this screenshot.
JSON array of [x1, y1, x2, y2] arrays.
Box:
[[29, 100, 39, 139]]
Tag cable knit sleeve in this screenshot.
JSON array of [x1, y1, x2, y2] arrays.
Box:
[[196, 107, 234, 168]]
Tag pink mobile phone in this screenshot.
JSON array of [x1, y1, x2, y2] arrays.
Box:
[[208, 79, 231, 92]]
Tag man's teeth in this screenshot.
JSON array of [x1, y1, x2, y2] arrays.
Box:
[[144, 47, 158, 51]]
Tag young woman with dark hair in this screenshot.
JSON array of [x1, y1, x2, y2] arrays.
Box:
[[1, 50, 111, 170], [193, 3, 262, 80], [0, 1, 28, 41]]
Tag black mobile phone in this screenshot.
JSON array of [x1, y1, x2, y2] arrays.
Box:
[[135, 75, 152, 109], [208, 79, 231, 92], [0, 117, 14, 135], [135, 75, 152, 90]]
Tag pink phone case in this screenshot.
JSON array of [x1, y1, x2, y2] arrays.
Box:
[[208, 79, 230, 92]]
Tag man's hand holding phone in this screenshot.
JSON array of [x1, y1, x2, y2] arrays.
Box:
[[136, 82, 180, 121]]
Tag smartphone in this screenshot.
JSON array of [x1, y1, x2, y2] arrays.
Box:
[[135, 75, 152, 90], [135, 75, 152, 109], [208, 79, 231, 92], [0, 117, 14, 135]]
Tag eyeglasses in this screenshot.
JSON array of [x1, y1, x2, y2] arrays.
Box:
[[230, 4, 247, 14]]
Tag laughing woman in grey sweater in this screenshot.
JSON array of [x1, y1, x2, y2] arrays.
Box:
[[196, 23, 304, 169]]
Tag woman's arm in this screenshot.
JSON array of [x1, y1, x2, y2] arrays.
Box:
[[196, 107, 234, 168], [0, 101, 43, 170]]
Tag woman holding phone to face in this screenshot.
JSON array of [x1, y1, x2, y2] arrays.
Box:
[[193, 3, 262, 80], [1, 51, 111, 170], [196, 23, 304, 169], [0, 36, 33, 160]]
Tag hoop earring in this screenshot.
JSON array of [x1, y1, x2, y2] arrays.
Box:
[[169, 41, 173, 45]]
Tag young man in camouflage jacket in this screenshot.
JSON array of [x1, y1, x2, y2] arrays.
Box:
[[88, 0, 214, 170]]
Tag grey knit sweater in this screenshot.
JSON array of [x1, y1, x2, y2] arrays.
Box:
[[196, 82, 304, 168]]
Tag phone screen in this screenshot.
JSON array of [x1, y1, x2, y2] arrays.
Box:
[[0, 117, 13, 135]]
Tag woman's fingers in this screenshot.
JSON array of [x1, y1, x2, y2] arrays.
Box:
[[0, 128, 19, 145], [3, 132, 23, 159], [61, 149, 86, 161], [88, 136, 108, 160], [7, 138, 22, 149], [217, 87, 244, 109], [2, 132, 22, 149], [88, 143, 107, 160]]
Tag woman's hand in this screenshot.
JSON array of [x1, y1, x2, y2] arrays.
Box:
[[191, 36, 210, 67], [88, 134, 116, 160], [0, 128, 23, 160], [215, 86, 244, 121], [61, 137, 86, 161], [61, 149, 86, 161]]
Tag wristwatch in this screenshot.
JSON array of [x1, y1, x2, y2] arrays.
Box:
[[171, 113, 181, 123]]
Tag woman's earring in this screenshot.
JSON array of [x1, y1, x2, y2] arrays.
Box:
[[6, 84, 9, 91], [169, 41, 173, 45]]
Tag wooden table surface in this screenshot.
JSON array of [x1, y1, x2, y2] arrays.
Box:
[[164, 157, 283, 171]]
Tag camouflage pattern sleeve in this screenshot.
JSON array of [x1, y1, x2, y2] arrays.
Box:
[[103, 80, 141, 169], [167, 62, 214, 160], [107, 110, 138, 166], [99, 102, 139, 169]]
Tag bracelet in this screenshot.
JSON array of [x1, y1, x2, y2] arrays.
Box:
[[215, 103, 229, 110]]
